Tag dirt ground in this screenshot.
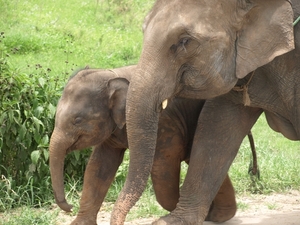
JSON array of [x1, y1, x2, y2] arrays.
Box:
[[58, 190, 300, 225]]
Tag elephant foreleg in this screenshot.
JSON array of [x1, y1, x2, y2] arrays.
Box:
[[151, 134, 183, 211], [152, 109, 191, 212], [153, 97, 263, 225], [71, 144, 125, 225]]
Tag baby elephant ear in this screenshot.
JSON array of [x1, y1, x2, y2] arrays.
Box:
[[107, 78, 129, 129], [236, 0, 294, 79]]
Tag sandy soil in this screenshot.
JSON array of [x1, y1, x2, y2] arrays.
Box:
[[58, 190, 300, 225]]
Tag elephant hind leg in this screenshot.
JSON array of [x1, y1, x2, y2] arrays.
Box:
[[205, 174, 237, 222]]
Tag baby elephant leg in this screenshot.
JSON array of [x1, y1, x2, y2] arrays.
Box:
[[205, 174, 236, 222]]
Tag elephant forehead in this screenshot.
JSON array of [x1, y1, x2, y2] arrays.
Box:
[[143, 0, 232, 41], [59, 87, 107, 117], [145, 3, 190, 31]]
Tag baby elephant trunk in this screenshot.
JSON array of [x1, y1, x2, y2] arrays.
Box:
[[49, 129, 73, 212]]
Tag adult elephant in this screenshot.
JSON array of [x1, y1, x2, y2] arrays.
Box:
[[49, 66, 248, 225], [110, 0, 296, 224]]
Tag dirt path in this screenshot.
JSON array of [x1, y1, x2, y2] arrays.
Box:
[[58, 191, 300, 225]]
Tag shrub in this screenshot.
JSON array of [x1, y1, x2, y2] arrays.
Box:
[[0, 32, 90, 211]]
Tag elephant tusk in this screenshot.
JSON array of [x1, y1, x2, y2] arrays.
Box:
[[162, 99, 168, 109]]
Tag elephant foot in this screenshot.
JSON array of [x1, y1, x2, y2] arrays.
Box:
[[205, 202, 237, 222], [70, 217, 97, 225], [152, 214, 201, 225]]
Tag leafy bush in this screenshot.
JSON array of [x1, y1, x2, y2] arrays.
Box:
[[0, 32, 90, 211]]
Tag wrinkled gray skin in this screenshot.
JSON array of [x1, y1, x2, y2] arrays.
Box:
[[49, 66, 238, 225], [111, 0, 296, 224]]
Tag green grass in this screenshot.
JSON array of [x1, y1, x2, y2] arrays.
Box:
[[0, 0, 154, 78], [236, 201, 250, 212], [1, 0, 300, 224], [0, 207, 60, 225], [230, 115, 300, 194]]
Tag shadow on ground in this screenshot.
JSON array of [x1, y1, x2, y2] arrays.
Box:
[[205, 211, 300, 225], [121, 211, 300, 225]]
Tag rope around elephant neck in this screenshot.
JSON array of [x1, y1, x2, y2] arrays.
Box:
[[294, 15, 300, 26], [232, 70, 255, 106], [108, 69, 120, 77], [286, 0, 300, 26]]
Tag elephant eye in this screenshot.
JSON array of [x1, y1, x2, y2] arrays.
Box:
[[178, 37, 191, 53], [179, 37, 189, 46], [74, 117, 82, 125], [170, 38, 190, 54]]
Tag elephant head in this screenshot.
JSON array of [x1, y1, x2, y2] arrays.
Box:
[[49, 68, 130, 212], [111, 0, 294, 223]]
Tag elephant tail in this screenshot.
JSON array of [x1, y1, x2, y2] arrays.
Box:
[[247, 130, 260, 180]]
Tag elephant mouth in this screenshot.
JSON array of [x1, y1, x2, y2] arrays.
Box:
[[66, 135, 82, 154], [66, 132, 104, 154], [66, 146, 75, 154]]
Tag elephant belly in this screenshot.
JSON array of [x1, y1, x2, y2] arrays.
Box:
[[264, 110, 299, 140]]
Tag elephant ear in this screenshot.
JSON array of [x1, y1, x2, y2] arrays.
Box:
[[107, 77, 129, 129], [236, 0, 294, 79]]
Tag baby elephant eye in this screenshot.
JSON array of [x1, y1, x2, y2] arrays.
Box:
[[74, 117, 82, 125], [170, 44, 177, 53]]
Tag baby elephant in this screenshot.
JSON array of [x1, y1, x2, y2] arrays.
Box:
[[49, 65, 237, 225]]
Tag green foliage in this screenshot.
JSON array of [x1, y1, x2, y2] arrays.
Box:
[[0, 32, 90, 211], [0, 175, 53, 211], [0, 32, 57, 210]]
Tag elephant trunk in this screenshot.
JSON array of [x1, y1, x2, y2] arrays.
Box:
[[49, 129, 73, 212], [111, 58, 175, 224]]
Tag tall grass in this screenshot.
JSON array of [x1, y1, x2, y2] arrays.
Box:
[[0, 0, 154, 72], [0, 207, 60, 225], [230, 115, 300, 194]]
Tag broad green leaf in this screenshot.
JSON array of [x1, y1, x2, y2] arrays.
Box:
[[13, 110, 21, 125], [32, 116, 44, 132], [73, 150, 80, 161], [40, 135, 49, 146], [32, 99, 39, 109], [34, 130, 41, 143], [19, 122, 27, 139], [31, 150, 40, 165], [0, 112, 7, 124], [25, 132, 32, 148], [48, 103, 56, 118], [43, 149, 49, 161], [8, 110, 14, 123], [34, 106, 44, 117]]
